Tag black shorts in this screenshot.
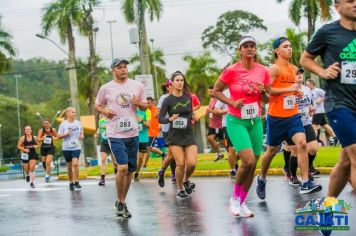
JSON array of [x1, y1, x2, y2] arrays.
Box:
[[139, 142, 148, 153], [166, 127, 197, 147], [162, 132, 170, 147], [312, 113, 328, 126], [304, 124, 317, 143], [224, 127, 233, 147], [207, 127, 225, 140], [21, 153, 38, 163], [63, 150, 81, 163], [100, 141, 111, 154], [40, 147, 55, 156]]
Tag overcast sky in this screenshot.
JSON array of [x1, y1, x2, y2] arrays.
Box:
[[0, 0, 338, 75]]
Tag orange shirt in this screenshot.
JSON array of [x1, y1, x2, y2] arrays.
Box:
[[268, 61, 298, 118], [148, 106, 160, 137]]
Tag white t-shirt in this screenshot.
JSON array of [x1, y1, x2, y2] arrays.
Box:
[[296, 85, 313, 126], [214, 89, 230, 127], [311, 87, 326, 114], [58, 120, 82, 150], [95, 79, 146, 139], [157, 93, 170, 133]]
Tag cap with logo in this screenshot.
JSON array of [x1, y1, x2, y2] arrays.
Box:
[[111, 58, 129, 69], [239, 36, 257, 48], [297, 68, 305, 74]]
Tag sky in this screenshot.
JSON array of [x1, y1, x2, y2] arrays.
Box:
[[0, 0, 339, 75]]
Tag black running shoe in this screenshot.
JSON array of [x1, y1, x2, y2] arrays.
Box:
[[115, 201, 125, 217], [288, 176, 301, 186], [176, 190, 189, 199], [256, 175, 266, 200], [74, 181, 82, 190], [69, 182, 75, 191], [230, 169, 237, 178], [300, 180, 322, 194], [134, 172, 139, 182], [183, 181, 195, 194], [157, 169, 165, 187], [310, 167, 320, 176], [98, 179, 105, 186], [214, 153, 224, 162], [30, 183, 35, 188], [122, 204, 132, 218]]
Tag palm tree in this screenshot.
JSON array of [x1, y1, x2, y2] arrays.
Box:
[[41, 0, 85, 115], [121, 0, 163, 74], [276, 0, 333, 40], [0, 16, 16, 73], [183, 52, 220, 104], [286, 28, 307, 67]]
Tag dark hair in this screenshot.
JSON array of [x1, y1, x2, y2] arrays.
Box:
[[147, 97, 154, 101], [170, 71, 190, 93], [208, 85, 214, 89], [306, 79, 315, 86], [334, 0, 339, 3], [161, 84, 168, 94], [43, 117, 51, 122]]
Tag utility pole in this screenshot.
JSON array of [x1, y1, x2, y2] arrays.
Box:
[[107, 20, 116, 60]]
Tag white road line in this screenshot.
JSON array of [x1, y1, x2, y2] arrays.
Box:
[[0, 194, 11, 197], [0, 188, 63, 192]]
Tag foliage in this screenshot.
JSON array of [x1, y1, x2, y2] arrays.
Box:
[[183, 52, 220, 105], [0, 166, 9, 172], [201, 10, 267, 58], [0, 16, 16, 73], [121, 0, 163, 23]]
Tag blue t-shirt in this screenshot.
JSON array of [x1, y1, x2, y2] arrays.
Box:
[[136, 110, 149, 143]]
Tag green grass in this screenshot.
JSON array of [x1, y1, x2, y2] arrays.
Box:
[[81, 146, 341, 176], [0, 166, 9, 172]]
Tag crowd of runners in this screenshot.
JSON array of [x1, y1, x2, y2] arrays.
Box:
[[15, 0, 355, 222]]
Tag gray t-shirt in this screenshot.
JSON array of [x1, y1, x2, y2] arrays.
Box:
[[58, 120, 82, 150], [306, 20, 356, 113], [310, 87, 326, 114], [296, 85, 313, 126], [157, 93, 170, 133]]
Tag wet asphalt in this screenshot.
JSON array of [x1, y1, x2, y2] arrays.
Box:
[[0, 176, 355, 236]]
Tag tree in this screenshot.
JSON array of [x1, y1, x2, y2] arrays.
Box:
[[121, 0, 163, 74], [183, 52, 220, 104], [0, 16, 16, 73], [276, 0, 333, 40], [202, 10, 267, 58]]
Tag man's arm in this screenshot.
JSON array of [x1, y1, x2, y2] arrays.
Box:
[[300, 51, 340, 80]]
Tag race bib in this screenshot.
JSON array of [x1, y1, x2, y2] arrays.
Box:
[[43, 137, 52, 145], [138, 123, 143, 132], [241, 102, 259, 119], [283, 96, 296, 110], [21, 153, 29, 161], [341, 61, 356, 84], [299, 107, 310, 119], [69, 139, 79, 147], [116, 117, 137, 133], [172, 117, 188, 129]]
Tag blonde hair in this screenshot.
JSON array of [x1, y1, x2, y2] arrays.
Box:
[[63, 107, 76, 120]]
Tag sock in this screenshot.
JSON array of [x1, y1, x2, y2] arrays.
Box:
[[233, 183, 242, 199], [30, 171, 35, 183], [101, 175, 105, 181], [308, 153, 316, 169], [170, 160, 176, 175], [289, 155, 298, 177], [114, 168, 117, 175], [240, 189, 248, 204], [283, 150, 291, 170], [26, 175, 30, 182], [42, 162, 46, 170], [161, 152, 166, 158]]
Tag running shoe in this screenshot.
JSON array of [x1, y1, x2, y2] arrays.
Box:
[[310, 167, 320, 176], [328, 137, 335, 146], [299, 180, 322, 194], [30, 183, 35, 188], [256, 175, 266, 200], [134, 172, 139, 182], [171, 173, 176, 182], [74, 181, 82, 191], [26, 176, 30, 182], [98, 179, 105, 186], [115, 201, 125, 217], [122, 204, 132, 218], [183, 181, 193, 194], [176, 190, 189, 199], [229, 197, 240, 216], [288, 176, 301, 186], [333, 137, 339, 146], [69, 182, 74, 191], [214, 153, 224, 162], [240, 203, 254, 217], [157, 169, 165, 187], [317, 212, 333, 236], [184, 180, 195, 190], [282, 167, 292, 180], [45, 175, 50, 183], [230, 169, 237, 178]]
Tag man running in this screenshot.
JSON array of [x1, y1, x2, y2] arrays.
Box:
[[300, 0, 356, 196], [95, 58, 147, 218], [256, 37, 322, 199]]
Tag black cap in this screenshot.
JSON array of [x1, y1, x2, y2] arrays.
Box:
[[297, 68, 305, 74], [111, 58, 129, 69]]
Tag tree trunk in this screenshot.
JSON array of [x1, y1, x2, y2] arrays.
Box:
[[138, 2, 151, 75], [307, 10, 315, 41]]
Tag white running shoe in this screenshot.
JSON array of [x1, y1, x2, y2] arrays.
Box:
[[229, 197, 240, 216], [240, 203, 254, 218]]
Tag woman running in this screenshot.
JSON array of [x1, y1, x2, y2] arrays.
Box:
[[37, 118, 57, 182], [57, 107, 84, 191], [17, 126, 39, 188], [158, 71, 198, 199], [213, 36, 270, 217]]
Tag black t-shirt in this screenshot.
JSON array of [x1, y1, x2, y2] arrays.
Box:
[[306, 20, 356, 113], [158, 93, 193, 128]]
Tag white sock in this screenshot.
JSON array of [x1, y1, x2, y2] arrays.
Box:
[[30, 172, 35, 183]]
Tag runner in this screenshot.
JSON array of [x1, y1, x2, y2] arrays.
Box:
[[134, 107, 151, 181], [288, 68, 319, 186], [95, 58, 147, 218], [206, 85, 226, 162], [97, 115, 117, 186], [213, 36, 270, 217], [17, 126, 39, 188], [158, 71, 198, 199], [256, 36, 322, 199], [57, 107, 84, 191], [157, 81, 177, 187], [37, 118, 57, 182], [305, 79, 338, 146], [300, 0, 356, 197]]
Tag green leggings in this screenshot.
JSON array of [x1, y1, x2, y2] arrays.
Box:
[[226, 114, 263, 156]]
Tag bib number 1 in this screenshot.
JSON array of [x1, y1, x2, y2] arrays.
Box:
[[283, 96, 295, 110], [241, 102, 258, 119]]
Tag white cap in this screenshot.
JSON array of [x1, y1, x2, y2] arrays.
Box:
[[238, 36, 256, 48]]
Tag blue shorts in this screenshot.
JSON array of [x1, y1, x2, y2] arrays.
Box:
[[109, 137, 139, 172], [63, 150, 81, 163], [326, 108, 356, 147], [148, 137, 165, 148], [266, 114, 305, 146]]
